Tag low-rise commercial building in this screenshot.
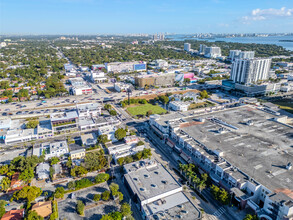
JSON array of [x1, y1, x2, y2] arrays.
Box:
[[106, 61, 147, 73], [169, 101, 190, 112], [123, 159, 201, 220], [149, 106, 293, 220], [33, 141, 69, 160], [50, 111, 79, 134], [77, 103, 102, 117], [108, 142, 145, 163], [90, 71, 107, 83], [98, 125, 117, 142], [114, 83, 133, 92], [135, 73, 175, 88], [5, 128, 38, 145]]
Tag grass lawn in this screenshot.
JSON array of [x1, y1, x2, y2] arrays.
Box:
[[272, 100, 293, 114], [127, 104, 167, 116]]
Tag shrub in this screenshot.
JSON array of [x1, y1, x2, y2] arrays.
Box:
[[76, 200, 85, 215], [93, 194, 101, 202], [102, 190, 110, 201]]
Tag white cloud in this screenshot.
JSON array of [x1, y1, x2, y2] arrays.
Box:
[[242, 7, 293, 23]]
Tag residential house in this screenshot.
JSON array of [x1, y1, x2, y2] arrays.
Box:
[[10, 173, 23, 189], [31, 201, 52, 218], [1, 209, 25, 220], [70, 149, 86, 160], [36, 163, 50, 180]]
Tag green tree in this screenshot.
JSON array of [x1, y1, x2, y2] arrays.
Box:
[[50, 157, 60, 165], [25, 210, 44, 220], [97, 134, 110, 144], [136, 141, 144, 146], [84, 151, 107, 171], [146, 110, 153, 117], [120, 203, 132, 217], [76, 200, 85, 215], [110, 212, 123, 220], [11, 186, 42, 203], [95, 173, 110, 183], [93, 194, 101, 202], [67, 181, 76, 190], [109, 110, 117, 116], [54, 187, 65, 199], [0, 165, 9, 175], [117, 157, 124, 166], [109, 183, 119, 196], [184, 78, 190, 85], [114, 128, 126, 141], [66, 157, 72, 168], [0, 177, 11, 192], [70, 166, 88, 177], [49, 167, 55, 180], [100, 215, 113, 220], [158, 95, 169, 104], [102, 190, 110, 201], [199, 90, 209, 99], [243, 214, 259, 220], [0, 200, 6, 219], [26, 120, 39, 129], [117, 192, 123, 202], [104, 104, 112, 110], [19, 168, 34, 182]]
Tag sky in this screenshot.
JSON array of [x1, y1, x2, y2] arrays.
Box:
[[0, 0, 293, 35]]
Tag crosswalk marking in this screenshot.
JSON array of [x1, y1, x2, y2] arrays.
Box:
[[209, 207, 225, 219]]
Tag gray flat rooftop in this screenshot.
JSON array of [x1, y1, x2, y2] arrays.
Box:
[[79, 117, 95, 126], [144, 192, 200, 220], [179, 106, 293, 192], [124, 159, 182, 202]]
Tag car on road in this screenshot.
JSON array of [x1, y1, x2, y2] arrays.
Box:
[[2, 113, 7, 116]]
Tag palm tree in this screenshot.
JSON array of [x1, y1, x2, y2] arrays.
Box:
[[182, 164, 189, 176], [192, 175, 199, 189], [179, 163, 184, 175], [186, 171, 194, 185], [197, 180, 206, 194]]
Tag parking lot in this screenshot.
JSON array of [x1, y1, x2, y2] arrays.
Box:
[[58, 182, 119, 220]]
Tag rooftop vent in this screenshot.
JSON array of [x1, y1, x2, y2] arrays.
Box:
[[161, 180, 168, 185], [181, 210, 188, 214], [140, 187, 146, 192], [286, 162, 292, 170], [178, 205, 184, 209], [151, 184, 157, 188], [144, 174, 150, 178], [154, 171, 159, 175]]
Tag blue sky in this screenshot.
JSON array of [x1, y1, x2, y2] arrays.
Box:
[[1, 0, 293, 34]]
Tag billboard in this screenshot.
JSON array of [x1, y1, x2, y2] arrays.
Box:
[[134, 63, 146, 71]]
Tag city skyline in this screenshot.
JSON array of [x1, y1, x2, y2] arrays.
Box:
[[1, 0, 293, 34]]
